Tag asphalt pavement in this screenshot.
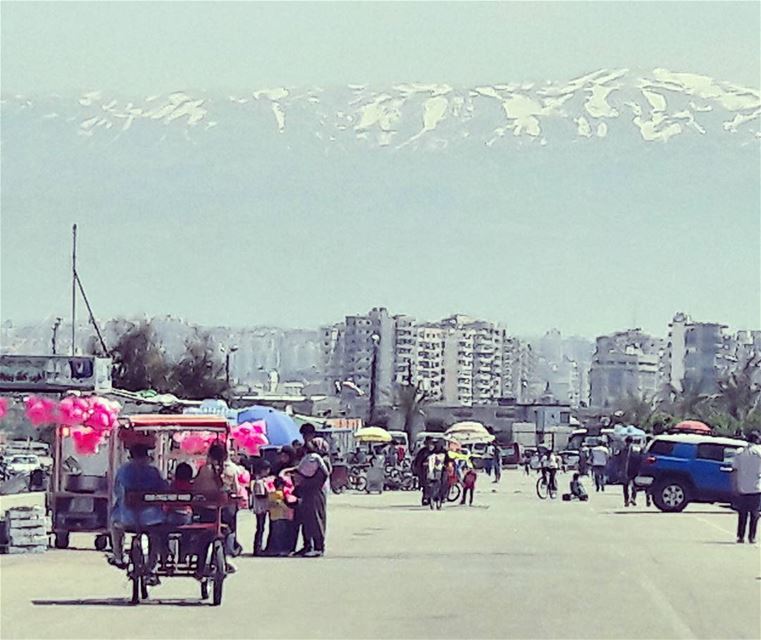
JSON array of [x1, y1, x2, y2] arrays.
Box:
[[1, 470, 759, 639]]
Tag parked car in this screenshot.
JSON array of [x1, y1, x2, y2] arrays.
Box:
[[5, 454, 42, 477], [635, 434, 746, 512], [559, 450, 580, 470]]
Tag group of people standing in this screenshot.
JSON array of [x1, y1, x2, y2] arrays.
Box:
[[249, 423, 331, 558], [411, 438, 483, 509]]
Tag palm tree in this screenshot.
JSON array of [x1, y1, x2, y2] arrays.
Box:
[[394, 380, 430, 444], [659, 378, 712, 421], [713, 354, 761, 422], [612, 391, 657, 429]]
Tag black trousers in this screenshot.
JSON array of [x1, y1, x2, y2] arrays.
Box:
[[460, 486, 474, 505], [253, 513, 267, 555], [736, 493, 761, 541]]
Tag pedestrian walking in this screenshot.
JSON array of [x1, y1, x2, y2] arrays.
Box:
[[578, 447, 589, 476], [620, 437, 641, 507], [590, 441, 610, 492], [413, 437, 435, 506], [731, 431, 761, 544], [460, 466, 477, 505], [491, 442, 502, 484]]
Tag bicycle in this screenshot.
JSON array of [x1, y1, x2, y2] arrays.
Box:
[[536, 474, 558, 500]]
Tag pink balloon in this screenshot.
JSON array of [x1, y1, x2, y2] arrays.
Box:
[[25, 396, 57, 426], [71, 427, 102, 455], [0, 397, 8, 420]]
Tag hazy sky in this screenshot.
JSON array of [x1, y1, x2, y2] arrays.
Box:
[[1, 1, 760, 338], [3, 1, 760, 91]]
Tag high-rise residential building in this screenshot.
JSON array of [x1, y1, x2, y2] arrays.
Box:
[[502, 337, 537, 403], [390, 314, 506, 405], [339, 307, 396, 407], [589, 329, 663, 409], [665, 313, 744, 394]]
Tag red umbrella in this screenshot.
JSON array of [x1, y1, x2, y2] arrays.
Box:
[[673, 420, 712, 434]]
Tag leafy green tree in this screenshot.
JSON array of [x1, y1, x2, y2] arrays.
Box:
[[166, 329, 229, 400]]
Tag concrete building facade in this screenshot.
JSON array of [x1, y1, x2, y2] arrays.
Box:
[[589, 329, 663, 409]]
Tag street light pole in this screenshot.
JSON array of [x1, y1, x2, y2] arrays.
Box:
[[368, 334, 380, 425], [225, 345, 239, 387], [52, 317, 62, 355]]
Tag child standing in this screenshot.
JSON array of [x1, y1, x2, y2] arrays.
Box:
[[251, 460, 271, 556], [461, 466, 477, 505], [267, 477, 295, 556]]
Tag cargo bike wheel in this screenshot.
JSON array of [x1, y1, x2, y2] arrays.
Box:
[[211, 540, 226, 606], [129, 535, 149, 605]]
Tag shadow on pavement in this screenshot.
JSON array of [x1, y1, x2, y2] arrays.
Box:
[[607, 510, 732, 516], [324, 550, 537, 561], [32, 598, 206, 607]]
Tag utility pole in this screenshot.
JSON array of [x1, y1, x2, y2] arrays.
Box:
[[71, 224, 77, 356]]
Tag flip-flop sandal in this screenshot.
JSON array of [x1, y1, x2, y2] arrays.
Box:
[[106, 556, 128, 569]]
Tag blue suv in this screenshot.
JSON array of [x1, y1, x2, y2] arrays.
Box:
[[635, 434, 747, 512]]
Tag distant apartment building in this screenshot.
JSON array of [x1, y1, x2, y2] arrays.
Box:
[[321, 310, 512, 407], [502, 337, 536, 403], [664, 313, 750, 393], [589, 329, 663, 409]]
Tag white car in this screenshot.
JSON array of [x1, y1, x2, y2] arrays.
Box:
[[5, 454, 41, 476]]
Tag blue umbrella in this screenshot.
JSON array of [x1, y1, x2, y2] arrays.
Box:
[[236, 405, 303, 447]]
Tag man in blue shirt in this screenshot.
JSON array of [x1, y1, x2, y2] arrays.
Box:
[[109, 444, 167, 575]]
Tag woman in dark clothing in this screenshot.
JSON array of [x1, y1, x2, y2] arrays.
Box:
[[293, 449, 329, 557]]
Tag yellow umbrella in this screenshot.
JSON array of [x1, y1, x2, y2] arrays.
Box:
[[354, 426, 393, 443], [445, 421, 495, 444]]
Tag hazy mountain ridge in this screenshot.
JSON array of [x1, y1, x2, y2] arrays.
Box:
[[2, 68, 759, 149]]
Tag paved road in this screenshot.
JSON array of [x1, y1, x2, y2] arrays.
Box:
[[1, 471, 759, 639]]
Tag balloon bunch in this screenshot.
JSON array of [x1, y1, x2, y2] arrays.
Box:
[[66, 396, 121, 455], [0, 397, 8, 420], [174, 430, 218, 456], [24, 396, 59, 426], [231, 420, 269, 456], [23, 394, 122, 455]]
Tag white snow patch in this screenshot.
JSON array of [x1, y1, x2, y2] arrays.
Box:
[[689, 101, 712, 112], [254, 87, 289, 101], [394, 83, 452, 96], [596, 122, 608, 137], [642, 89, 666, 112], [42, 112, 58, 119], [501, 94, 545, 136], [584, 84, 619, 118], [398, 95, 449, 147], [79, 91, 101, 106], [723, 110, 761, 133], [354, 95, 400, 131], [271, 103, 286, 132], [650, 69, 760, 112], [633, 116, 682, 142], [575, 116, 592, 137]]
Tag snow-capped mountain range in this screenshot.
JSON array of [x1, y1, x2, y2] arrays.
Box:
[[2, 68, 759, 149]]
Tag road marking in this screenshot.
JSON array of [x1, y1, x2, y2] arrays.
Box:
[[636, 572, 697, 640], [696, 516, 734, 536]]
